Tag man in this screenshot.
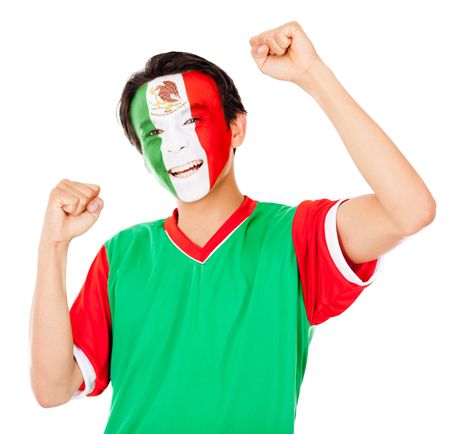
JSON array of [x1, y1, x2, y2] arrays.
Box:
[[29, 20, 436, 434]]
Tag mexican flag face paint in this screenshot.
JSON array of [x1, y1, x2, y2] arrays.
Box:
[[130, 70, 233, 202]]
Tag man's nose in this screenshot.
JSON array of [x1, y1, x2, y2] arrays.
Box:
[[168, 144, 188, 153], [164, 132, 191, 153]]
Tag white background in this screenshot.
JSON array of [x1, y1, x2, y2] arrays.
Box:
[[1, 0, 449, 432]]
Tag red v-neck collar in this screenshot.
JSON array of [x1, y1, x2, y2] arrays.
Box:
[[163, 194, 258, 264]]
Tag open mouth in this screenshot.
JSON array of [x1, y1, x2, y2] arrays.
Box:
[[168, 159, 204, 178]]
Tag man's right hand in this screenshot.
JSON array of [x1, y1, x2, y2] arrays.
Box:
[[39, 179, 104, 245]]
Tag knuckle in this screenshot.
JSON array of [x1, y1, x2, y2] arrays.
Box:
[[50, 186, 61, 197], [84, 189, 96, 199]]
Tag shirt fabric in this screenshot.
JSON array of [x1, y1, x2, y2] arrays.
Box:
[[69, 194, 383, 434]]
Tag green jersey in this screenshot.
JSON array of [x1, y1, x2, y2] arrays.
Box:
[[69, 195, 382, 433]]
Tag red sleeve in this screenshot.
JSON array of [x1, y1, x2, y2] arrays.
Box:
[[292, 198, 384, 326], [69, 244, 112, 398]]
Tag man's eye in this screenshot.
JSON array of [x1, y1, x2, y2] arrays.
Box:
[[144, 118, 199, 139], [145, 130, 161, 138], [185, 117, 200, 125]]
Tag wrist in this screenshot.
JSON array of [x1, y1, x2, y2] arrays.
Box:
[[293, 58, 333, 96], [38, 239, 70, 252]]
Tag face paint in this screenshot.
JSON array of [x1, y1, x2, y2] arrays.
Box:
[[129, 70, 233, 202]]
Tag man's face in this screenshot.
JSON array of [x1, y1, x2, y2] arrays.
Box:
[[130, 70, 232, 202]]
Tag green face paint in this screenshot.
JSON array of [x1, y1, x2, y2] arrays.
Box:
[[130, 84, 177, 198]]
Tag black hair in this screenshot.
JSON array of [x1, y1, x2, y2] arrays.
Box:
[[117, 51, 248, 156]]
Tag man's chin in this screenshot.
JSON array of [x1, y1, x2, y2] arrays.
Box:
[[172, 182, 211, 203], [176, 191, 210, 203]]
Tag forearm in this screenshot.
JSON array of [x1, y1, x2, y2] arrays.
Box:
[[29, 241, 77, 406], [296, 60, 436, 232]]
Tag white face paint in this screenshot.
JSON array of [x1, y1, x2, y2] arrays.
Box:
[[145, 73, 211, 202]]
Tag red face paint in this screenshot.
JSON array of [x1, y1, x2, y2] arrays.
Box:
[[181, 70, 232, 192]]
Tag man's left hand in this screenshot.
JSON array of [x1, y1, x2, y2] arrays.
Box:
[[249, 20, 323, 88]]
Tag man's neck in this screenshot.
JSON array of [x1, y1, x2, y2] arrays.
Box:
[[175, 169, 244, 247]]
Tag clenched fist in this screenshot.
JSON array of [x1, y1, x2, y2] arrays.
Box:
[[39, 179, 104, 245], [249, 20, 323, 90]]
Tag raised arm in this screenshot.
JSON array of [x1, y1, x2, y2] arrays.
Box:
[[28, 179, 103, 407]]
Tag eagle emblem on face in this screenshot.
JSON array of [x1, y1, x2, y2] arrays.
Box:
[[147, 79, 187, 116]]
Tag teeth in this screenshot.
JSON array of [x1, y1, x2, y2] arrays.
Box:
[[170, 159, 203, 174], [172, 167, 200, 178]]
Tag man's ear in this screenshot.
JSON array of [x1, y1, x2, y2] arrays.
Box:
[[230, 112, 247, 150]]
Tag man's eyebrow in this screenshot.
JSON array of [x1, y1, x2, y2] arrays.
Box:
[[187, 102, 209, 112], [139, 119, 151, 129]]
